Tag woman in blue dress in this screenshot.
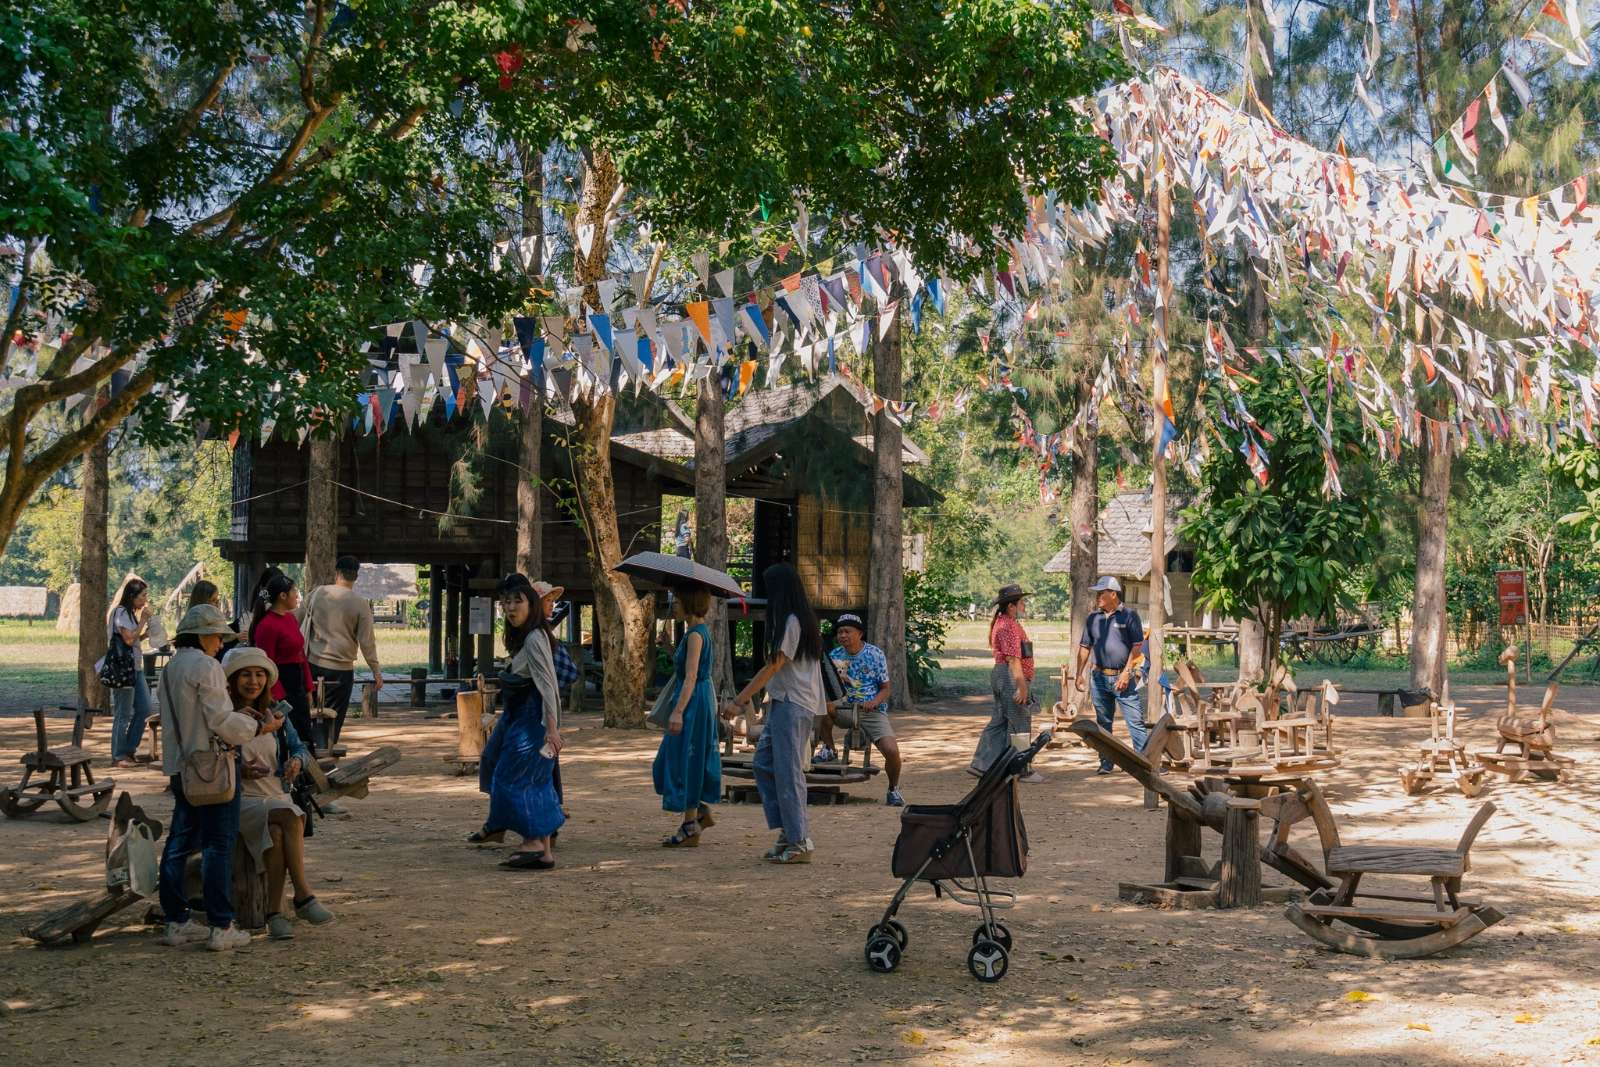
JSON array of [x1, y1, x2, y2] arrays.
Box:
[[470, 574, 566, 870], [653, 587, 722, 847]]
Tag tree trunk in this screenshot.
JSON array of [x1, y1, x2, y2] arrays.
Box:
[[76, 433, 109, 711], [694, 376, 735, 697], [1066, 369, 1099, 702], [1409, 429, 1451, 695], [305, 433, 340, 591], [515, 141, 545, 578], [869, 312, 911, 709], [568, 149, 653, 728], [1239, 22, 1272, 687], [516, 401, 542, 576]]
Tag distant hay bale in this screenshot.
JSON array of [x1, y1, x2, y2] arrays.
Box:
[[0, 585, 58, 620], [56, 583, 81, 632]]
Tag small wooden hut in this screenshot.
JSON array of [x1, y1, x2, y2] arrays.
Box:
[[1044, 491, 1199, 625]]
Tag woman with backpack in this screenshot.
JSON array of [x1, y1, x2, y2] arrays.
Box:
[[103, 575, 153, 767]]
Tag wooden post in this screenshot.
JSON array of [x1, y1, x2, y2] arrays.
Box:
[[428, 566, 444, 674], [456, 570, 474, 681], [1216, 798, 1263, 908], [1143, 165, 1173, 811], [1163, 805, 1204, 884], [444, 569, 460, 677]]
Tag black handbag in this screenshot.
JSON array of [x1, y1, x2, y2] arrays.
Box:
[[98, 633, 136, 689]]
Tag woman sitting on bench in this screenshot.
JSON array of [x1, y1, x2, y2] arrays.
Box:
[[222, 647, 334, 940]]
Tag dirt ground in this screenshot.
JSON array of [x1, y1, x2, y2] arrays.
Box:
[[3, 684, 1599, 1066]]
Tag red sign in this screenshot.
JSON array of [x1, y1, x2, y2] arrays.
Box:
[[1497, 570, 1527, 626]]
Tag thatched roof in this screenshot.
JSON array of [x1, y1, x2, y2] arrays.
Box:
[[352, 563, 419, 600], [0, 585, 58, 618], [1043, 491, 1185, 579]]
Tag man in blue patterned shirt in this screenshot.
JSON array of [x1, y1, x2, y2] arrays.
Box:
[[816, 613, 903, 806]]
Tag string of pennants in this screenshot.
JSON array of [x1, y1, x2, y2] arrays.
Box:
[[10, 12, 1600, 473]]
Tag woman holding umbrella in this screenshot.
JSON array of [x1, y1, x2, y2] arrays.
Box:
[[652, 586, 721, 847]]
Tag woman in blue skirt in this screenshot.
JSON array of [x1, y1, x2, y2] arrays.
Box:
[[470, 574, 566, 870], [652, 587, 721, 847]]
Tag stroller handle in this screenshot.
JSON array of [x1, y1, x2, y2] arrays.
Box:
[[1007, 729, 1054, 774]]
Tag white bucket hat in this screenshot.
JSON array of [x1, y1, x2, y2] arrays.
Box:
[[221, 645, 279, 688]]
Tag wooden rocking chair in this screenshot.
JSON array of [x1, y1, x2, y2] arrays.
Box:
[[1399, 701, 1485, 796], [1272, 780, 1504, 959]]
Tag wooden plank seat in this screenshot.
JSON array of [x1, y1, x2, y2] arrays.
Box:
[[1265, 780, 1503, 959], [1326, 846, 1465, 878], [22, 745, 94, 769]]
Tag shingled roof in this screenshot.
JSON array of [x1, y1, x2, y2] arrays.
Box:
[[612, 375, 928, 471], [1043, 491, 1185, 578]]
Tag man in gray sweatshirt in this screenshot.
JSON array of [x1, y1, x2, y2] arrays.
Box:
[[301, 555, 383, 750]]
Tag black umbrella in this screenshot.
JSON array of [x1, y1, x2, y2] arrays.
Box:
[[614, 552, 746, 599]]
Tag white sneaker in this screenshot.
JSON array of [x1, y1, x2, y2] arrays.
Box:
[[320, 800, 348, 815], [813, 745, 837, 763], [160, 918, 210, 946], [206, 923, 251, 952], [1020, 771, 1045, 784], [769, 838, 815, 864]]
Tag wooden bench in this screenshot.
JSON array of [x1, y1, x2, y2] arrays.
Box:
[[1271, 780, 1504, 959], [23, 791, 162, 944]]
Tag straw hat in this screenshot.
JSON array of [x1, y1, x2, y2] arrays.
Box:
[[221, 645, 279, 688], [531, 580, 565, 603]]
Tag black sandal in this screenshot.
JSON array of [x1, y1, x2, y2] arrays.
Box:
[[499, 850, 554, 870], [662, 821, 701, 848], [467, 826, 506, 844]]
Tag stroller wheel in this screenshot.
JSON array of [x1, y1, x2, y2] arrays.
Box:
[[971, 923, 1012, 953], [865, 933, 902, 973], [967, 939, 1009, 983], [882, 919, 909, 951]]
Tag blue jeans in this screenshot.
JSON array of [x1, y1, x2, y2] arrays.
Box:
[[752, 698, 813, 845], [110, 673, 151, 761], [159, 773, 243, 929], [1090, 671, 1148, 771]]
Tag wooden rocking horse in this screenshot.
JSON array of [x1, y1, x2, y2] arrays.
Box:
[[1399, 700, 1486, 797], [1476, 647, 1575, 783]]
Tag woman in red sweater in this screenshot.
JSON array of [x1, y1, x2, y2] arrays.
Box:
[[249, 572, 315, 750]]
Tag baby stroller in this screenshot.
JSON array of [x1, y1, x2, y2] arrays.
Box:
[[864, 730, 1052, 982]]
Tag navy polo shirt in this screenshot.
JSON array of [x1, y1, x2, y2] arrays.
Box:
[[1080, 605, 1144, 671]]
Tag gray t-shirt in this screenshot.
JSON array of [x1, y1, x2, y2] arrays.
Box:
[[766, 615, 826, 716]]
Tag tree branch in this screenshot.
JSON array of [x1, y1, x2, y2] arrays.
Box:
[[301, 0, 330, 111], [132, 61, 236, 230]]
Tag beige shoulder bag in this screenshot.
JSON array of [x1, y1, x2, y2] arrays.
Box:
[[168, 688, 237, 806]]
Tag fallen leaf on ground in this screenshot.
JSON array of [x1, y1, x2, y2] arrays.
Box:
[[1513, 1013, 1538, 1024], [902, 1031, 925, 1046], [1405, 1022, 1432, 1032], [1343, 990, 1375, 1003]]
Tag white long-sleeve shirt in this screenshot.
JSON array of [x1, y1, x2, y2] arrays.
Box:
[[158, 648, 259, 776]]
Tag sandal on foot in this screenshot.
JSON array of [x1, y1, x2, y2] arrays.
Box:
[[696, 804, 716, 829], [662, 821, 701, 848], [499, 850, 554, 870], [467, 827, 506, 844]]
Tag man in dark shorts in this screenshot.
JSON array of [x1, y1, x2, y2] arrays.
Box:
[[1073, 576, 1149, 774]]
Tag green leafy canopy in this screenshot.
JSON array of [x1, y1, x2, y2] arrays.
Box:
[[1180, 357, 1380, 648]]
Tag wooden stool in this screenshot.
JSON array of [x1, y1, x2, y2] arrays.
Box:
[[0, 707, 115, 821]]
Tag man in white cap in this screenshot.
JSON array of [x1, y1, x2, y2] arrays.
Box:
[[1073, 576, 1149, 774], [817, 613, 903, 805]]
